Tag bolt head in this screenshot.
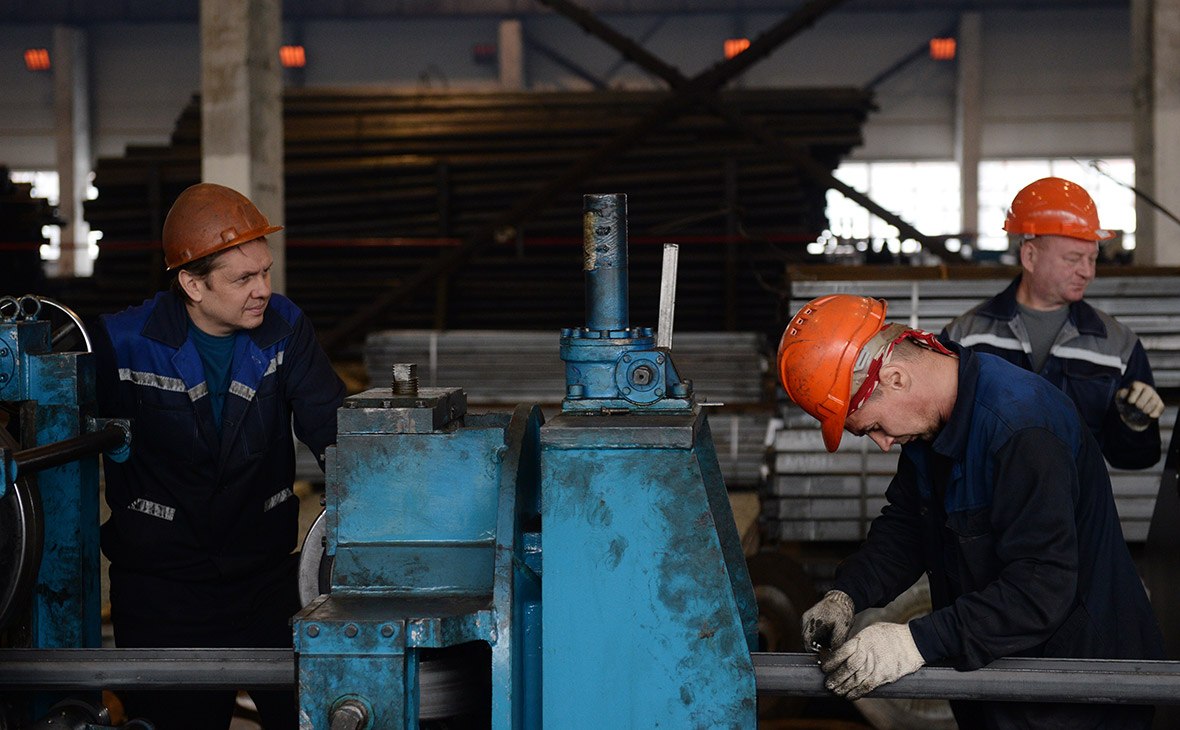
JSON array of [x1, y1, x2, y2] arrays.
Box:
[[345, 624, 359, 638], [631, 365, 655, 386], [306, 625, 320, 637]]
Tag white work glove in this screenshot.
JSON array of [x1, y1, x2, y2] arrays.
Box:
[[1116, 381, 1165, 431], [801, 589, 855, 652], [821, 622, 925, 701]]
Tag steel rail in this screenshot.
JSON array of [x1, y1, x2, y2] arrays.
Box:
[[5, 649, 1180, 704]]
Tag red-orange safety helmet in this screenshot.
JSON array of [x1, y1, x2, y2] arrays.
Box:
[[1002, 177, 1114, 242], [162, 183, 283, 270], [777, 295, 887, 452]]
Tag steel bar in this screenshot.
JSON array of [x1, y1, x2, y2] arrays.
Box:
[[0, 648, 294, 690], [754, 653, 1180, 704], [656, 243, 678, 350], [11, 425, 126, 477]]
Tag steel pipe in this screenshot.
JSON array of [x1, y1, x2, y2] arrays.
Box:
[[11, 424, 127, 477], [582, 193, 628, 332], [0, 648, 294, 690], [753, 653, 1180, 705], [7, 649, 1180, 705]]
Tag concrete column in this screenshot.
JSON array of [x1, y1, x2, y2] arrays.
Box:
[[1132, 0, 1180, 265], [200, 0, 286, 293], [53, 25, 91, 278], [955, 12, 982, 252], [499, 19, 524, 90]]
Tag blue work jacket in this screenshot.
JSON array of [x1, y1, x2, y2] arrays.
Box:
[[835, 345, 1163, 729], [94, 291, 346, 582], [942, 277, 1160, 470]]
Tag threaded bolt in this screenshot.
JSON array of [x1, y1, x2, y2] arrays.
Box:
[[392, 363, 418, 395]]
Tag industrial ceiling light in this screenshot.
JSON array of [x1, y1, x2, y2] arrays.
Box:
[[724, 38, 750, 59], [24, 48, 50, 71], [280, 45, 306, 68], [929, 37, 956, 61]]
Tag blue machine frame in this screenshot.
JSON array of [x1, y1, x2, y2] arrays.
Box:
[[541, 194, 758, 728], [294, 390, 544, 729], [0, 295, 110, 720]]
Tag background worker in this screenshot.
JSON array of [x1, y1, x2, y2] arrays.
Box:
[[780, 294, 1163, 730], [943, 176, 1163, 470], [93, 183, 347, 730]]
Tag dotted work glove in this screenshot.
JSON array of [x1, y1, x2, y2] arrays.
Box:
[[821, 621, 925, 701], [1116, 381, 1165, 431], [801, 589, 855, 653]]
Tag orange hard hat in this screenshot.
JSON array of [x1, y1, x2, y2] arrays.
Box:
[[777, 295, 887, 452], [162, 183, 283, 270], [1003, 177, 1114, 242]]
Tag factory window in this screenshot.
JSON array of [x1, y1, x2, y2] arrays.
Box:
[[818, 158, 1135, 261], [978, 158, 1135, 254], [819, 161, 961, 258]]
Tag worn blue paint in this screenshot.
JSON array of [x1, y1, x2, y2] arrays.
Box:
[[294, 396, 543, 729], [0, 314, 103, 719], [295, 192, 756, 728], [540, 192, 758, 727], [540, 408, 758, 729]]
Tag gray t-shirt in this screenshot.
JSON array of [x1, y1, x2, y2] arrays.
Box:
[[1017, 302, 1070, 372]]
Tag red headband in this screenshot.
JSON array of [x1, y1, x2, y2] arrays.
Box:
[[847, 326, 955, 415]]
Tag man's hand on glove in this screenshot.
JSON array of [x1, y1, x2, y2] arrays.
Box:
[[801, 589, 855, 652], [821, 622, 925, 701], [1116, 381, 1165, 431]]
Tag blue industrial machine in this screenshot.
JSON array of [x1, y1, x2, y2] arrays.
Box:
[[293, 382, 545, 728], [541, 194, 759, 728], [0, 295, 130, 723], [295, 193, 758, 728]]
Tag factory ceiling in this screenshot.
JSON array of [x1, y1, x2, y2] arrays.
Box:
[[0, 0, 1129, 24]]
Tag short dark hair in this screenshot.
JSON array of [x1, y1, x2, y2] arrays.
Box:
[[169, 248, 229, 303]]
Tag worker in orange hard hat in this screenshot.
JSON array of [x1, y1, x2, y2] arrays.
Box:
[[778, 294, 1163, 729], [92, 183, 345, 730], [943, 177, 1163, 471]]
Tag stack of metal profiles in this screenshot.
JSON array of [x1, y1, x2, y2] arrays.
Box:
[[0, 168, 56, 295], [363, 329, 772, 488], [764, 273, 1180, 543], [67, 88, 873, 348]]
